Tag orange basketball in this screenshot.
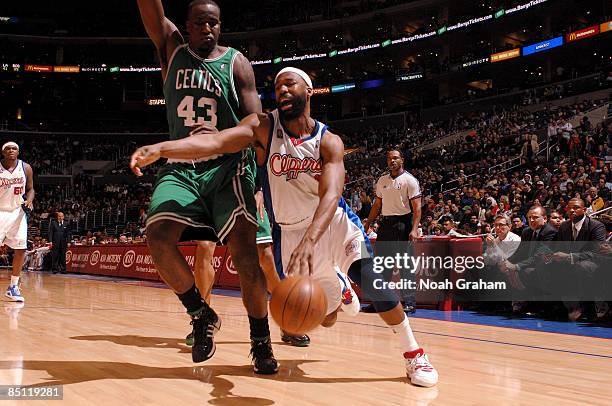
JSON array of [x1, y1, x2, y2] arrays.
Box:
[[269, 276, 328, 335]]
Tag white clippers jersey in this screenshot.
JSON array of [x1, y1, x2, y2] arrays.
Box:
[[264, 110, 327, 229], [0, 160, 26, 211]]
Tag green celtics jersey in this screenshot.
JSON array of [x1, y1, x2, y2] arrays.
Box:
[[163, 44, 241, 141]]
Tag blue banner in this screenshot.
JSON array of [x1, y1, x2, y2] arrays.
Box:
[[361, 79, 385, 89], [522, 36, 563, 56], [331, 83, 356, 93]]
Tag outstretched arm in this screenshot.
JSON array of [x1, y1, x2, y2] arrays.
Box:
[[130, 113, 269, 176], [136, 0, 183, 75]]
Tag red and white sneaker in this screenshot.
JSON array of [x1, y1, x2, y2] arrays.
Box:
[[404, 348, 438, 387], [337, 271, 360, 316]]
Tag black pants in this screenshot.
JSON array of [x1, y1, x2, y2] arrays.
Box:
[[376, 214, 415, 306], [51, 244, 67, 273]]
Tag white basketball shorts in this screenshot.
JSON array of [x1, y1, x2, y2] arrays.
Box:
[[276, 207, 372, 315], [0, 207, 27, 250]]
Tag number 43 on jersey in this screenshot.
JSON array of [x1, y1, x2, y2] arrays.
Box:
[[177, 95, 218, 127]]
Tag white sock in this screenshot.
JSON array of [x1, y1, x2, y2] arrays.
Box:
[[390, 315, 420, 353], [10, 276, 20, 287]]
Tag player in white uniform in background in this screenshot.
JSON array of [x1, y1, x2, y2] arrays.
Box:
[[1, 142, 35, 302], [131, 67, 439, 387]]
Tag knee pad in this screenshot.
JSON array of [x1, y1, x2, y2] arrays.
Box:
[[348, 259, 399, 313]]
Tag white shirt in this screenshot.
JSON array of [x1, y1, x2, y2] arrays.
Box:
[[375, 171, 420, 216], [571, 216, 586, 240], [447, 229, 471, 238], [568, 216, 587, 265], [560, 122, 573, 133], [477, 208, 487, 223], [486, 231, 521, 263]]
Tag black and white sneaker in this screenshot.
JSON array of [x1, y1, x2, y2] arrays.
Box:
[[191, 307, 221, 363], [250, 337, 279, 374], [402, 303, 416, 315], [281, 331, 310, 347]]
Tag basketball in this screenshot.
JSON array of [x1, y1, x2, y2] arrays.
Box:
[[270, 276, 328, 335]]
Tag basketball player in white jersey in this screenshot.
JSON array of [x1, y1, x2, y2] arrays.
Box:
[[131, 67, 438, 387], [1, 142, 35, 303]]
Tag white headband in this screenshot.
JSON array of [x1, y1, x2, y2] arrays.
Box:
[[2, 142, 19, 151], [275, 67, 313, 89]]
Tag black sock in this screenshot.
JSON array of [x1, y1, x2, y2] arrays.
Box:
[[248, 315, 270, 340], [177, 284, 208, 315]]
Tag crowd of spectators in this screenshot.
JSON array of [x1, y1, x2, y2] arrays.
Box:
[[344, 98, 609, 203], [344, 102, 611, 322], [8, 96, 608, 245], [4, 136, 144, 175], [2, 91, 610, 322], [24, 180, 153, 242], [352, 113, 612, 240]]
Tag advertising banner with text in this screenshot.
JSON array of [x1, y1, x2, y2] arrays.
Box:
[[66, 244, 231, 285], [565, 25, 600, 42]]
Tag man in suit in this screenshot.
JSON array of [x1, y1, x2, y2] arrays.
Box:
[[501, 205, 558, 312], [49, 212, 70, 274], [549, 198, 607, 320], [504, 206, 558, 272]]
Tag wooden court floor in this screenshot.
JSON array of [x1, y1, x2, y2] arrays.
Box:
[[1, 271, 611, 406]]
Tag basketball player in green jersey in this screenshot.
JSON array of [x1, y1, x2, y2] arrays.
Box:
[[186, 197, 311, 347], [136, 0, 277, 373]]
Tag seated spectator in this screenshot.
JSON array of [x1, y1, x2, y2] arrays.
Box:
[[465, 214, 480, 235], [585, 186, 605, 215], [441, 217, 471, 238], [548, 210, 565, 230], [485, 215, 521, 265], [549, 198, 607, 321], [437, 204, 453, 221], [366, 221, 379, 240], [511, 215, 526, 236], [502, 206, 558, 314], [480, 223, 492, 235]]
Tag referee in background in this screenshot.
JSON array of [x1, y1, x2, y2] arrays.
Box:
[[363, 149, 422, 314]]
